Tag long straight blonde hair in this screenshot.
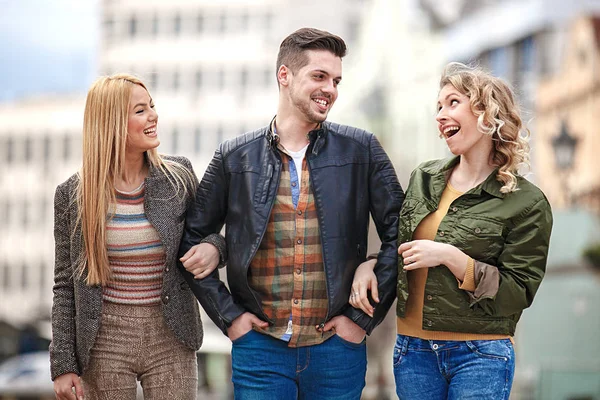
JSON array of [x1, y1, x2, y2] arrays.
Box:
[[76, 73, 194, 285]]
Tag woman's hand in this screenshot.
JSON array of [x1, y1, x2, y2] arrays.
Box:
[[180, 242, 220, 279], [399, 240, 468, 281], [349, 259, 378, 317], [53, 372, 84, 400]]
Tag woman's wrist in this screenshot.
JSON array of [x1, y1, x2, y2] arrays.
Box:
[[442, 243, 468, 281]]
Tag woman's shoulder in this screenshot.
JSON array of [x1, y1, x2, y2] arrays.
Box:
[[412, 157, 454, 177], [514, 176, 549, 202], [55, 172, 79, 195], [160, 154, 193, 170]]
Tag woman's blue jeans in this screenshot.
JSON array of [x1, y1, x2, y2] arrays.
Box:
[[393, 334, 515, 400], [231, 330, 367, 400]]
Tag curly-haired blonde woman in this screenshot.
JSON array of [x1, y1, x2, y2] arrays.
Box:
[[51, 74, 225, 400], [350, 63, 553, 399]]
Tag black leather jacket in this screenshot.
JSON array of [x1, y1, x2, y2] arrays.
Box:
[[179, 121, 404, 335]]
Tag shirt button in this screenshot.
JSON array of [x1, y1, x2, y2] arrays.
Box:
[[426, 320, 433, 327], [293, 299, 299, 304], [165, 266, 170, 272], [452, 206, 458, 212], [163, 295, 170, 304], [297, 239, 302, 244], [297, 210, 302, 215], [291, 182, 297, 187], [427, 295, 433, 301], [474, 227, 481, 234], [296, 268, 301, 275], [439, 231, 445, 237]]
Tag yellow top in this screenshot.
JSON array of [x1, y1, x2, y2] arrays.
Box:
[[397, 183, 511, 341]]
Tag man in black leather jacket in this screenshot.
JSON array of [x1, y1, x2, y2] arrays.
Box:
[[179, 27, 404, 399]]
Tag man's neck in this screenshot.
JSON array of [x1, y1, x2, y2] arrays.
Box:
[[274, 114, 318, 152]]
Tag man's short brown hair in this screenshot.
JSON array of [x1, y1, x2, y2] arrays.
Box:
[[276, 28, 347, 76]]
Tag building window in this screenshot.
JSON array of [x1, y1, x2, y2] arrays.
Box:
[[6, 136, 14, 164], [21, 263, 28, 290], [197, 13, 204, 33], [194, 127, 201, 154], [218, 68, 225, 91], [22, 199, 29, 227], [0, 199, 6, 227], [40, 197, 48, 225], [129, 16, 138, 38], [489, 47, 508, 80], [148, 70, 158, 91], [195, 70, 203, 90], [517, 36, 535, 73], [173, 70, 180, 91], [264, 12, 273, 32], [63, 135, 72, 161], [216, 125, 223, 145], [3, 261, 9, 291], [39, 261, 47, 295], [104, 18, 115, 42], [43, 135, 51, 165], [172, 127, 179, 153], [3, 199, 9, 226], [240, 67, 248, 89], [240, 12, 249, 32], [174, 13, 181, 36], [219, 12, 227, 33], [24, 136, 32, 162], [152, 14, 159, 37]]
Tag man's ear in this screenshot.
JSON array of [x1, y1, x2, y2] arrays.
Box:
[[277, 65, 290, 87]]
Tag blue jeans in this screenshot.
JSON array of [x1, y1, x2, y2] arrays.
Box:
[[231, 330, 367, 400], [393, 334, 515, 400]]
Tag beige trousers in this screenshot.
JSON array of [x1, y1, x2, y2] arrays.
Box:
[[82, 302, 198, 400]]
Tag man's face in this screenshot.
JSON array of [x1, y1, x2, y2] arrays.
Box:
[[286, 50, 342, 124]]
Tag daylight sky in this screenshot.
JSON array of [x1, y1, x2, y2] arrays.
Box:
[[0, 0, 99, 102]]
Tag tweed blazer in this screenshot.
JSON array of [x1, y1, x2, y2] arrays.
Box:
[[50, 155, 210, 380]]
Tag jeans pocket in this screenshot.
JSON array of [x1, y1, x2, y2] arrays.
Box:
[[392, 335, 408, 367], [333, 334, 366, 349], [231, 329, 255, 345], [466, 339, 513, 361]]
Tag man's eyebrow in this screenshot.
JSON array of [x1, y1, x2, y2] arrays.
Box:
[[311, 69, 342, 81]]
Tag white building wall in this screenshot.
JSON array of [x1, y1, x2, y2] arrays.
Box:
[[0, 96, 85, 327]]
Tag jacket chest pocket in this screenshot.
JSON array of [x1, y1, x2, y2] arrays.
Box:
[[254, 163, 274, 205], [228, 163, 265, 206], [454, 217, 505, 261]]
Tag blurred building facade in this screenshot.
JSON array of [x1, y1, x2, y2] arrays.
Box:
[[537, 16, 600, 213], [416, 1, 600, 399], [0, 0, 406, 397]]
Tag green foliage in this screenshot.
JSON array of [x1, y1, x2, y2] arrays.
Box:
[[583, 242, 600, 270]]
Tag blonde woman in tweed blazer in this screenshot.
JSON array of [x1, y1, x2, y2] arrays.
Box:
[[51, 74, 224, 400]]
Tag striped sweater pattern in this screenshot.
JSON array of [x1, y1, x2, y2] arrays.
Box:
[[104, 183, 165, 305]]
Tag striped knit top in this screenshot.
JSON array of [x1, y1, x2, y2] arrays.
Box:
[[104, 182, 165, 305]]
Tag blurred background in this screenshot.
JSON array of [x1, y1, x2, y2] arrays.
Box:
[[0, 0, 599, 399]]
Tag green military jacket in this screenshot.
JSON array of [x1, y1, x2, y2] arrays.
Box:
[[397, 157, 553, 336]]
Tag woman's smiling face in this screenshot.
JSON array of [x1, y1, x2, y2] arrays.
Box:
[[436, 83, 491, 157], [126, 84, 159, 154]]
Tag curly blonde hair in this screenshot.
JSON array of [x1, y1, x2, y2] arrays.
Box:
[[440, 62, 530, 193]]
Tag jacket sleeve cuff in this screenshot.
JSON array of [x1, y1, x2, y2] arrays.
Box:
[[458, 257, 476, 292], [200, 233, 227, 268], [467, 260, 500, 306], [50, 351, 80, 381]]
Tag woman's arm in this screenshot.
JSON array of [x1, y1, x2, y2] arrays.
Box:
[[50, 182, 80, 380]]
